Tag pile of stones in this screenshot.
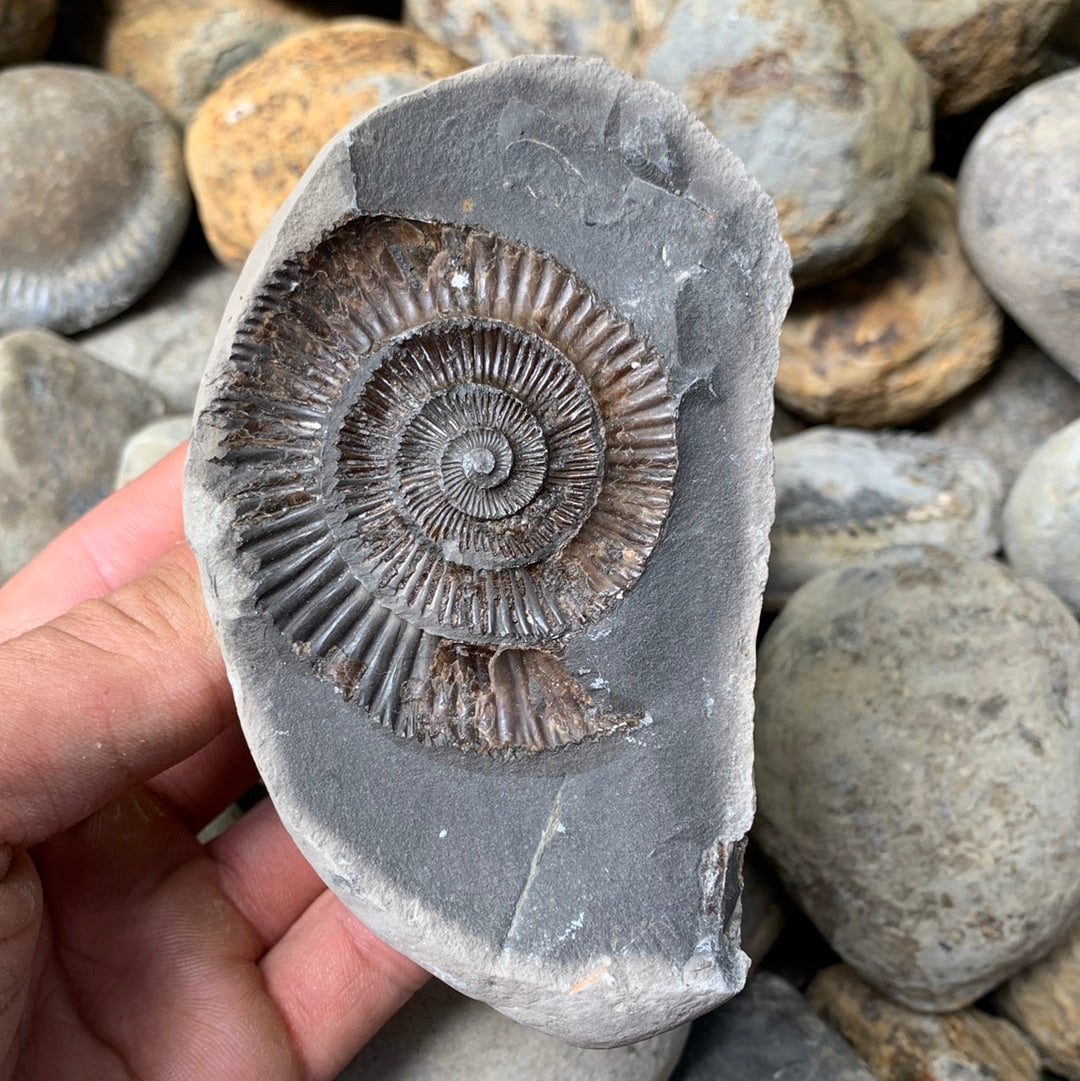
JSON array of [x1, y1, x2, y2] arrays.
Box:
[[1, 0, 1078, 1078]]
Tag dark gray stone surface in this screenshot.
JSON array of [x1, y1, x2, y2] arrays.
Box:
[[669, 972, 876, 1081], [185, 56, 790, 1046]]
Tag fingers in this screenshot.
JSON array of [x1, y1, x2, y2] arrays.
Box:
[[260, 890, 429, 1081], [0, 444, 187, 643], [0, 847, 42, 1073], [0, 543, 234, 849]]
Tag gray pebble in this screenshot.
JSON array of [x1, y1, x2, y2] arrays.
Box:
[[0, 329, 165, 580], [755, 545, 1080, 1011], [113, 414, 191, 490]]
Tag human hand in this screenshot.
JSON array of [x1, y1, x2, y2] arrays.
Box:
[[0, 445, 428, 1080]]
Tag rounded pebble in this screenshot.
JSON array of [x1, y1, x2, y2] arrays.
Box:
[[0, 0, 55, 64], [114, 414, 192, 489], [0, 64, 191, 335], [957, 69, 1080, 381], [755, 545, 1080, 1010], [769, 427, 1001, 607], [185, 18, 467, 267], [777, 174, 1001, 426], [1002, 418, 1080, 612]]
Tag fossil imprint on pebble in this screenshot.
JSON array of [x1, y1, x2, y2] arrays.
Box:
[[209, 215, 678, 755]]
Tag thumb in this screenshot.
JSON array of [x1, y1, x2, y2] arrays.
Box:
[[0, 846, 43, 1078]]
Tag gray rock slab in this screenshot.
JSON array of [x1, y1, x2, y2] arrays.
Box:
[[0, 329, 165, 580], [185, 56, 791, 1046], [0, 64, 191, 336], [958, 69, 1080, 381], [78, 248, 238, 412], [340, 978, 689, 1081], [668, 972, 876, 1081], [755, 545, 1080, 1011], [114, 414, 191, 490]]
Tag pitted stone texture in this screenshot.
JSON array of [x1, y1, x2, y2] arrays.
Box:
[[77, 248, 238, 412], [407, 0, 932, 287], [867, 0, 1069, 114], [339, 979, 689, 1081], [184, 18, 466, 267], [932, 342, 1080, 492], [0, 0, 55, 64], [755, 546, 1080, 1011], [0, 329, 165, 580], [1003, 418, 1080, 613], [669, 972, 877, 1081], [768, 427, 1001, 607], [114, 415, 191, 489], [100, 0, 318, 125], [185, 56, 791, 1046], [808, 965, 1041, 1081], [0, 64, 191, 335], [998, 919, 1080, 1079], [777, 174, 1001, 428], [958, 69, 1080, 382]]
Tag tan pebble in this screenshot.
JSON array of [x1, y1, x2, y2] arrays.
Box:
[[777, 174, 1002, 428], [808, 964, 1041, 1081], [185, 18, 467, 267]]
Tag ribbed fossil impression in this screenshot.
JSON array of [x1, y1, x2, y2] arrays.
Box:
[[208, 215, 677, 754]]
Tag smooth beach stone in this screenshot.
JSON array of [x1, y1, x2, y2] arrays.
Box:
[[998, 919, 1080, 1079], [1002, 418, 1080, 612], [185, 56, 791, 1045], [184, 18, 467, 268], [0, 64, 190, 336], [0, 0, 56, 64], [340, 979, 689, 1081], [0, 329, 165, 580], [768, 427, 1001, 607], [777, 174, 1001, 427], [932, 342, 1080, 491], [866, 0, 1069, 114], [957, 69, 1080, 381], [101, 0, 318, 125], [114, 414, 191, 489], [808, 965, 1041, 1081], [77, 248, 238, 411], [669, 972, 877, 1081], [755, 546, 1080, 1011]]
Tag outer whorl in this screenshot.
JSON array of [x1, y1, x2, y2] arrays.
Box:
[[207, 215, 676, 753]]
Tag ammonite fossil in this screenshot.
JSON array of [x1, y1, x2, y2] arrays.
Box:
[[186, 57, 791, 1047]]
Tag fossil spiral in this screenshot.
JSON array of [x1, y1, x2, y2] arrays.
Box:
[[208, 215, 677, 754]]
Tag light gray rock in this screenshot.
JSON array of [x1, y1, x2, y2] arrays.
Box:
[[114, 414, 191, 489], [668, 972, 877, 1081], [755, 545, 1080, 1011], [932, 342, 1080, 491], [185, 56, 791, 1046], [1003, 418, 1080, 612], [768, 427, 1002, 607], [0, 329, 166, 580], [958, 69, 1080, 382], [340, 979, 689, 1080], [78, 248, 237, 412], [0, 64, 191, 335]]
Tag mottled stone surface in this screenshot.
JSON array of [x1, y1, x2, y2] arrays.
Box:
[[932, 342, 1080, 491], [809, 965, 1041, 1081], [0, 0, 55, 64], [768, 427, 1001, 607], [406, 0, 933, 286], [777, 174, 1001, 427], [755, 546, 1080, 1010], [0, 64, 191, 335], [77, 247, 238, 412], [340, 979, 689, 1081], [185, 17, 466, 267], [998, 919, 1080, 1079], [186, 56, 791, 1045], [114, 414, 191, 489], [867, 0, 1069, 113], [958, 69, 1080, 381], [0, 329, 165, 580], [669, 972, 877, 1081], [101, 0, 317, 125], [1002, 418, 1080, 612]]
